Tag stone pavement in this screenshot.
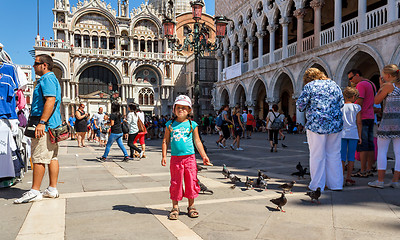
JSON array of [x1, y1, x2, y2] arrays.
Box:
[[0, 132, 399, 240]]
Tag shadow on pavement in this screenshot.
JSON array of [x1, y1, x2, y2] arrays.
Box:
[[0, 187, 27, 200]]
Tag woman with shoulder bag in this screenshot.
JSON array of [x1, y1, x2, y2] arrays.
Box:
[[266, 104, 284, 152], [75, 103, 89, 147]]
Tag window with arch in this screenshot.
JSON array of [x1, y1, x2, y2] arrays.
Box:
[[247, 10, 253, 23], [138, 88, 154, 105], [238, 16, 243, 29]]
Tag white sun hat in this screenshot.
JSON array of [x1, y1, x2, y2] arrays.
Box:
[[173, 95, 192, 109]]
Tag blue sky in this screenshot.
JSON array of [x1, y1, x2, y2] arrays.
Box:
[[0, 0, 215, 66]]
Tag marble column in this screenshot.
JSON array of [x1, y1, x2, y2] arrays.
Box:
[[334, 0, 342, 41], [64, 105, 69, 122], [388, 0, 397, 22], [358, 0, 367, 32], [216, 50, 223, 82], [116, 36, 120, 51], [247, 37, 255, 70], [238, 41, 245, 64], [280, 17, 291, 58], [256, 31, 265, 68], [71, 83, 75, 100], [223, 49, 229, 68], [311, 0, 325, 48], [67, 81, 70, 99], [267, 24, 278, 63], [90, 36, 93, 48], [294, 8, 307, 53], [81, 35, 84, 48], [106, 37, 110, 50], [130, 38, 134, 51], [230, 46, 237, 65]]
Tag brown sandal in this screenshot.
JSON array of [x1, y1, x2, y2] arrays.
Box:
[[187, 206, 199, 218], [169, 208, 179, 220]]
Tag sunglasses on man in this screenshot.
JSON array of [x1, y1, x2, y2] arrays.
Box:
[[33, 61, 44, 66]]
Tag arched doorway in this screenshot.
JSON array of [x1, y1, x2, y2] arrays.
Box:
[[273, 73, 295, 117], [234, 85, 246, 109], [220, 89, 229, 107], [342, 51, 380, 88], [251, 80, 267, 119], [79, 65, 119, 95]]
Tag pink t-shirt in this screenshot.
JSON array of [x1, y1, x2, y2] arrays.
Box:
[[356, 80, 376, 120]]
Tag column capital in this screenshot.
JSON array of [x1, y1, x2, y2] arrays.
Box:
[[255, 30, 266, 38], [310, 0, 325, 9], [230, 46, 238, 52], [246, 36, 256, 44], [223, 49, 230, 55], [267, 24, 278, 33], [294, 8, 307, 19], [245, 100, 255, 107], [279, 17, 292, 26], [237, 41, 245, 48], [216, 52, 223, 60]]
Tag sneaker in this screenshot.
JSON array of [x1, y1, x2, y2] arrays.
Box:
[[97, 156, 106, 162], [14, 190, 42, 204], [230, 144, 235, 150], [389, 182, 400, 189], [236, 147, 244, 151], [43, 188, 59, 198], [368, 180, 384, 189], [123, 156, 131, 162], [139, 151, 144, 158], [218, 142, 224, 148]]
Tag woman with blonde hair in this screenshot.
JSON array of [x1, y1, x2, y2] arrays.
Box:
[[297, 68, 344, 192], [368, 64, 400, 189]]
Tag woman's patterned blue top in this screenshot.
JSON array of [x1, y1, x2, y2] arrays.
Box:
[[296, 79, 344, 134]]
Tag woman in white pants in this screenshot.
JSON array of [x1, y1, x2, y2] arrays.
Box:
[[368, 64, 400, 189], [296, 68, 344, 191]]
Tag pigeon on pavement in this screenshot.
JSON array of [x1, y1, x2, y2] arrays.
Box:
[[306, 187, 321, 204], [296, 162, 303, 172], [229, 173, 242, 183], [245, 177, 254, 189], [282, 143, 288, 148], [291, 167, 308, 179], [222, 164, 231, 178], [197, 179, 213, 194], [258, 170, 270, 180], [270, 193, 287, 212], [279, 181, 296, 194], [259, 177, 268, 190]]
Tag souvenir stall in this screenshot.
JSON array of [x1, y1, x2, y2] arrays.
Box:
[[0, 43, 29, 188]]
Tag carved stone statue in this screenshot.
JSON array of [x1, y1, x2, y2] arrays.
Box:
[[166, 0, 174, 20]]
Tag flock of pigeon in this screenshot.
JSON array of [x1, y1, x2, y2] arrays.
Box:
[[196, 162, 322, 212]]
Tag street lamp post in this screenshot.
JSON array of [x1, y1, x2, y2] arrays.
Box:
[[163, 0, 229, 122]]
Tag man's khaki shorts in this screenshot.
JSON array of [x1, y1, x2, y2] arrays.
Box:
[[31, 132, 59, 164]]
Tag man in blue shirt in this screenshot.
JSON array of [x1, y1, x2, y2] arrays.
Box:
[[68, 114, 76, 140], [15, 54, 62, 204]]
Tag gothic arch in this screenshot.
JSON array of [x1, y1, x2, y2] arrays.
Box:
[[390, 44, 400, 65], [336, 43, 385, 88], [249, 75, 268, 100], [232, 82, 247, 108], [131, 16, 162, 36], [219, 87, 230, 106], [297, 57, 332, 96], [132, 64, 163, 85], [269, 67, 295, 100]]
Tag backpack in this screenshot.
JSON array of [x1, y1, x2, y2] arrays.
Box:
[[216, 114, 223, 127], [270, 112, 283, 130]]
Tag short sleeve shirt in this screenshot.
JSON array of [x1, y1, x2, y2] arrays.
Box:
[[93, 113, 105, 126], [341, 103, 362, 139], [110, 113, 122, 134], [31, 72, 62, 131], [166, 120, 198, 156], [356, 80, 376, 120], [246, 114, 254, 125], [0, 74, 16, 118], [68, 117, 76, 127], [267, 111, 284, 129]]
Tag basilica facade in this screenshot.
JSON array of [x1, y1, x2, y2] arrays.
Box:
[[34, 0, 216, 119], [214, 0, 400, 124]]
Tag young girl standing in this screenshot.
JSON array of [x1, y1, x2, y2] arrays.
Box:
[[161, 95, 212, 220], [341, 87, 362, 186]]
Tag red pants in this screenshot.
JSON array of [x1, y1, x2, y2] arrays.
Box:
[[133, 132, 146, 145], [169, 154, 200, 201]]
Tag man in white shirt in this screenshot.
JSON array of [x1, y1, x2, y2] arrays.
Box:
[[242, 110, 247, 138], [93, 107, 105, 142]]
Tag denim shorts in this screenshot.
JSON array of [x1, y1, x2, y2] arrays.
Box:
[[357, 119, 375, 152]]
